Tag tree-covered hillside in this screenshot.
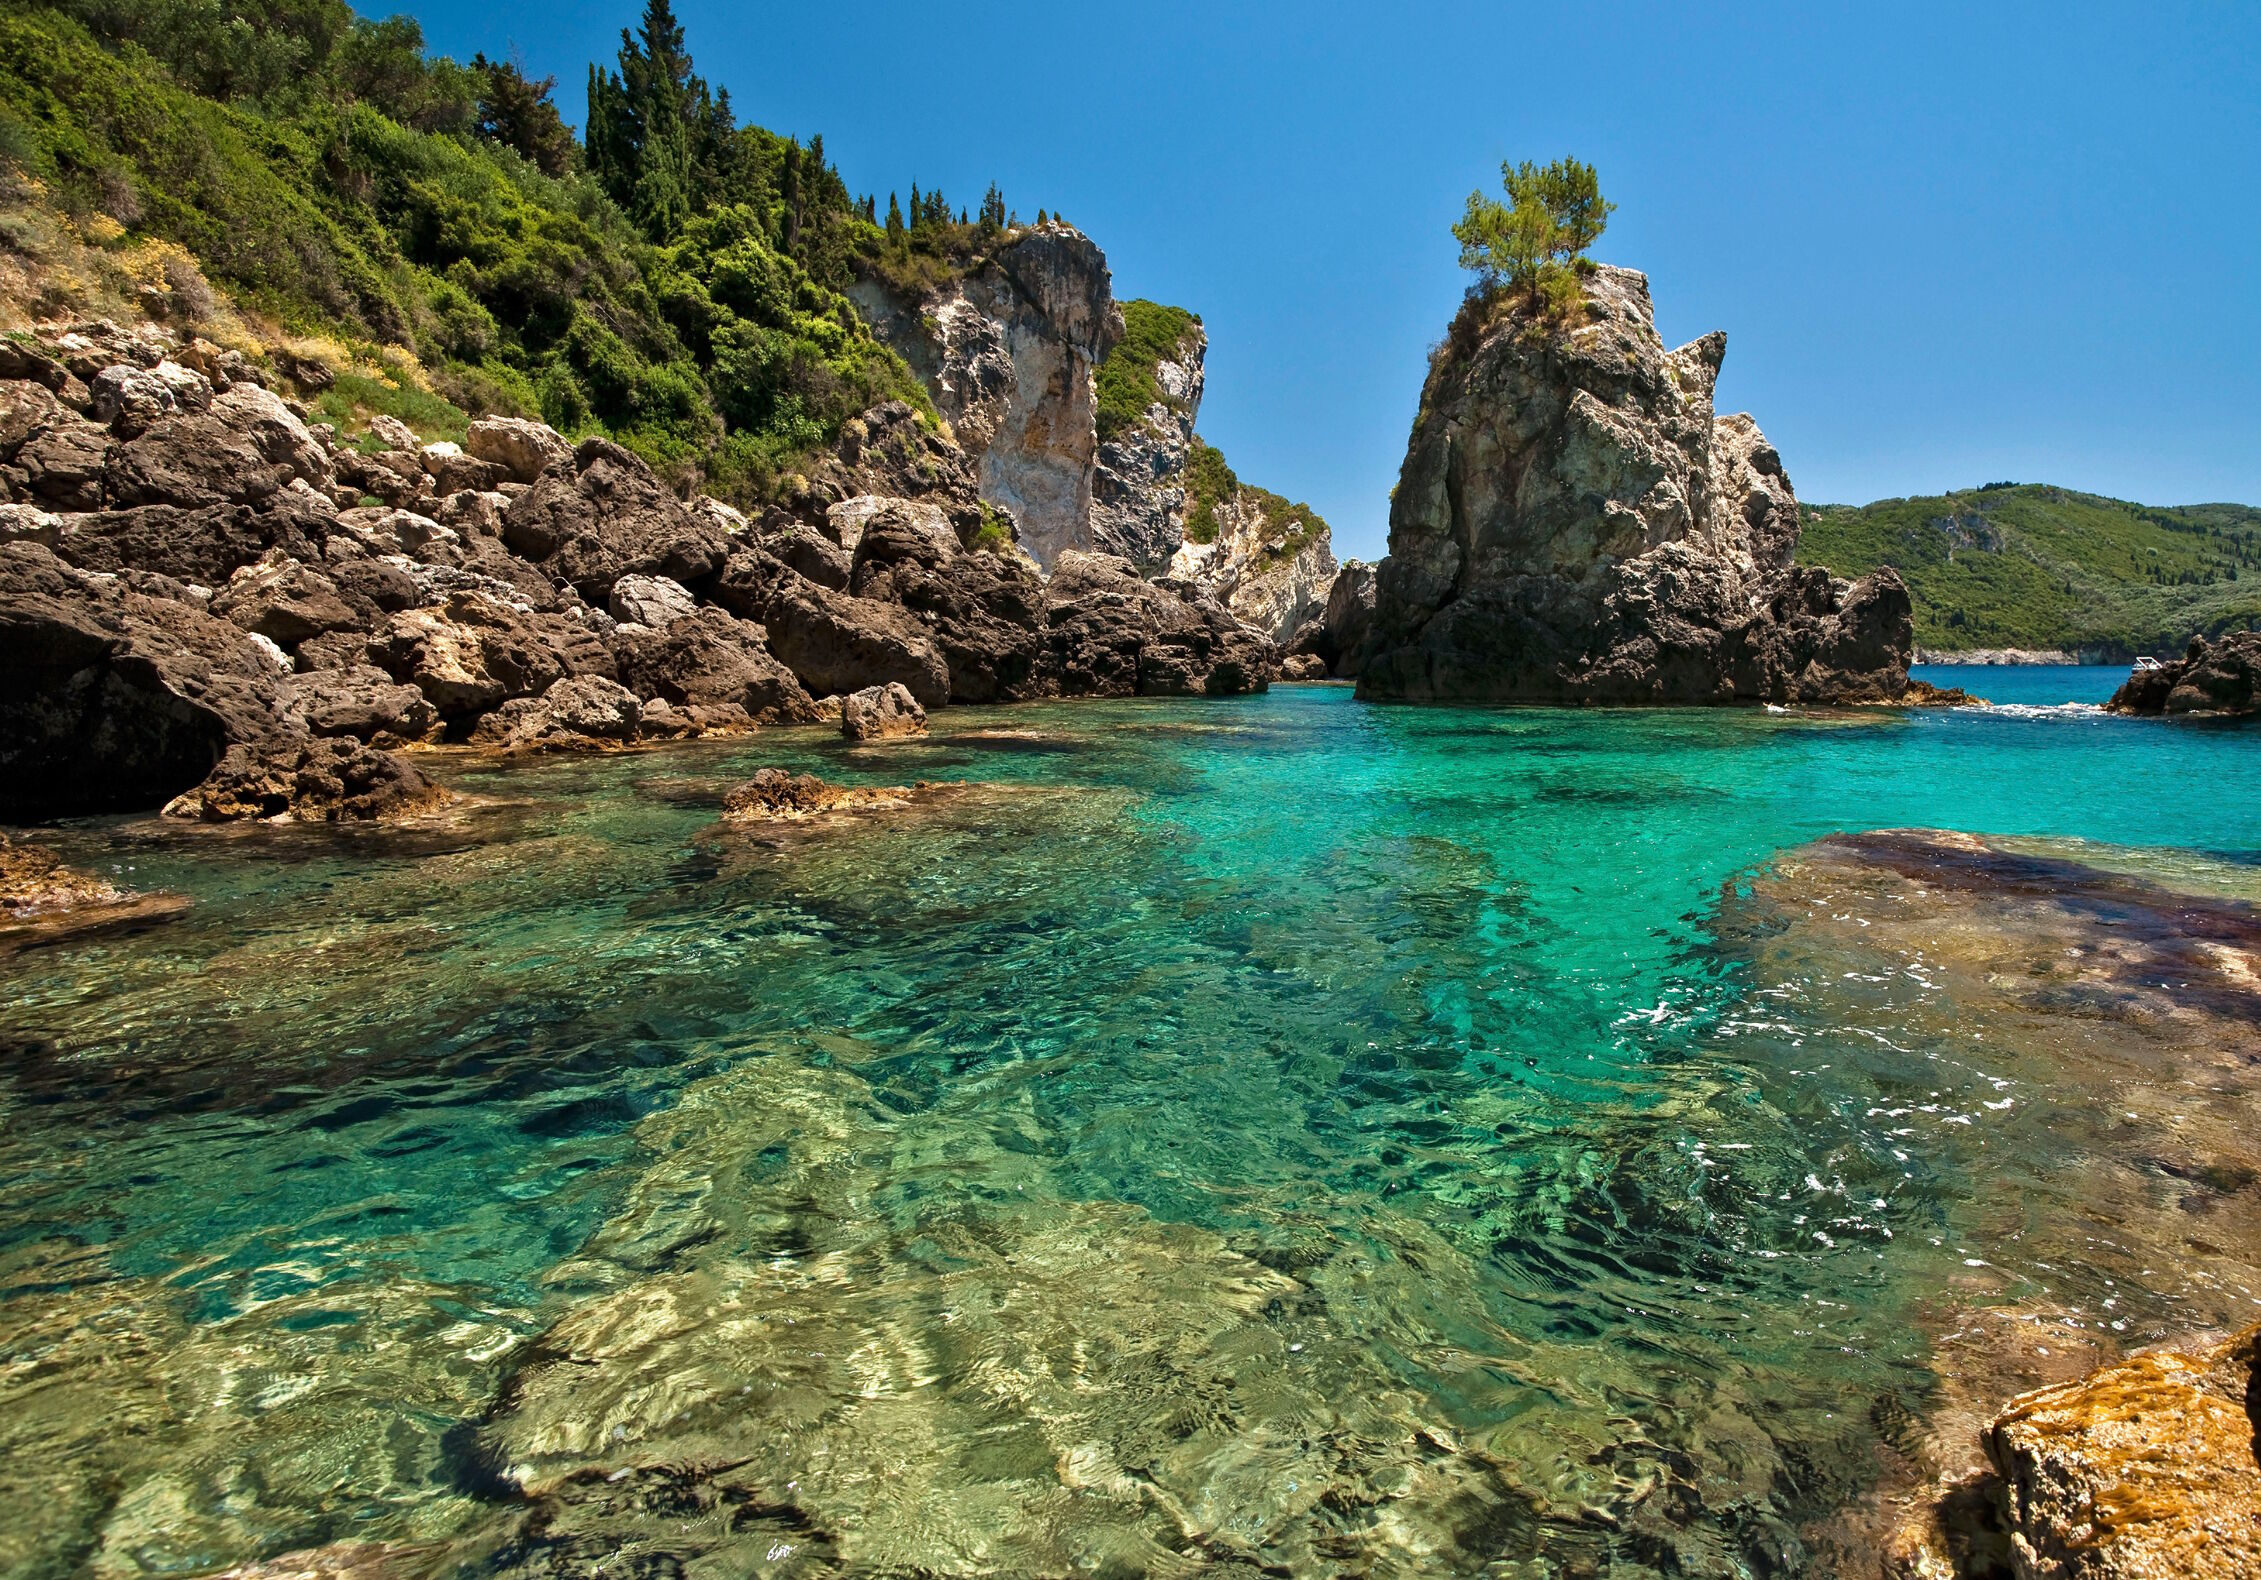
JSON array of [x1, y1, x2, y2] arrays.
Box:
[[1797, 485, 2261, 659], [0, 0, 1039, 502]]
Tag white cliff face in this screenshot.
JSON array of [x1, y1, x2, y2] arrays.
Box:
[[850, 225, 1122, 570], [1091, 322, 1206, 574], [1169, 490, 1339, 644]]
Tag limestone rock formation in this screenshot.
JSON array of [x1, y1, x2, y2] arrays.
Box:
[[1170, 487, 1339, 644], [2107, 632, 2260, 716], [1045, 552, 1275, 698], [0, 313, 1272, 819], [1092, 313, 1206, 572], [1291, 558, 1377, 678], [0, 540, 292, 817], [851, 225, 1123, 567], [502, 438, 733, 604], [840, 681, 928, 741], [1359, 267, 1914, 703]]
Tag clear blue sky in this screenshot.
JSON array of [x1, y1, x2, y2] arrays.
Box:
[[411, 0, 2257, 562]]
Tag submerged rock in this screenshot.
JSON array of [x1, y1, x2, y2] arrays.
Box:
[[2106, 632, 2260, 717], [1360, 268, 1914, 703], [719, 767, 914, 820], [0, 831, 187, 951]]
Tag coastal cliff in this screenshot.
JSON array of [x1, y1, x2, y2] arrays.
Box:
[[1359, 267, 1913, 704], [1168, 443, 1340, 644], [1092, 302, 1206, 573], [850, 226, 1122, 569]]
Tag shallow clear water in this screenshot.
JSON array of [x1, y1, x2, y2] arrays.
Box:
[[3, 690, 2257, 1577]]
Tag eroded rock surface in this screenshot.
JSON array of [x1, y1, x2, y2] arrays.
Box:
[[1360, 268, 1913, 703], [1091, 314, 1205, 572], [852, 226, 1121, 567], [2107, 632, 2261, 717], [162, 738, 447, 823], [2, 314, 1270, 817]]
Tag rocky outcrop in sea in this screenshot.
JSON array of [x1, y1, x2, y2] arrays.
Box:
[[1358, 267, 1914, 704], [0, 320, 1273, 822], [2106, 631, 2259, 716], [850, 225, 1120, 569]]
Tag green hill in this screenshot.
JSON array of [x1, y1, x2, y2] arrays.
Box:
[[1796, 485, 2261, 659], [0, 1, 1039, 502]]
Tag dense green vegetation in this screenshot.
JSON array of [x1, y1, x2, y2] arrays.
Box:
[[0, 0, 987, 498], [1182, 436, 1330, 564], [1454, 156, 1612, 314], [1798, 485, 2261, 658], [1094, 299, 1199, 443]]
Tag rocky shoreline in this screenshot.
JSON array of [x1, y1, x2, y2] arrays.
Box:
[[0, 319, 1276, 825]]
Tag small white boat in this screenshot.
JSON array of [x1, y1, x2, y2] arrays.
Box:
[[2132, 656, 2163, 672]]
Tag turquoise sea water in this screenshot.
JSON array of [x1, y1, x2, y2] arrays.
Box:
[[3, 688, 2258, 1577], [1909, 663, 2127, 706]]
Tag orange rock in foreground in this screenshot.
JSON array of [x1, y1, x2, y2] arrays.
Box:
[[1985, 1323, 2260, 1580]]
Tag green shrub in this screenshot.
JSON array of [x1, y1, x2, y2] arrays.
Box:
[[1095, 299, 1199, 442]]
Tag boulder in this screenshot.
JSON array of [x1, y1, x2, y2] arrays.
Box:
[[163, 737, 445, 823], [211, 549, 363, 647], [0, 541, 291, 816], [841, 681, 928, 741], [765, 520, 854, 591], [608, 573, 699, 629], [1359, 267, 1912, 704], [0, 378, 65, 462], [1045, 551, 1274, 697], [14, 413, 112, 510], [610, 605, 819, 724], [104, 384, 332, 510], [808, 402, 988, 541], [759, 570, 953, 709], [376, 591, 610, 721], [366, 415, 419, 450], [49, 497, 332, 586], [1279, 653, 1329, 682], [422, 445, 507, 497], [0, 340, 91, 405], [279, 664, 440, 743], [470, 674, 644, 749], [465, 416, 572, 485], [2107, 632, 2261, 717], [434, 489, 512, 536], [86, 360, 212, 436], [1983, 1324, 2260, 1580], [502, 438, 730, 603], [849, 500, 1052, 703]]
